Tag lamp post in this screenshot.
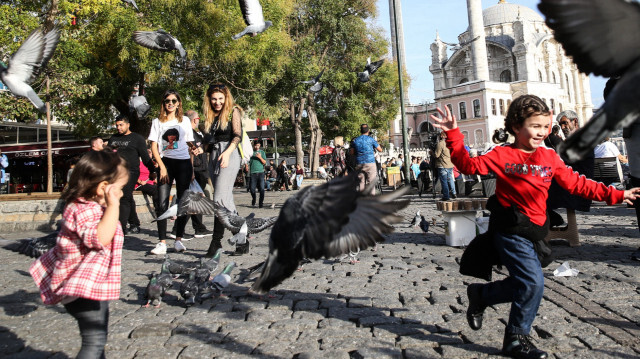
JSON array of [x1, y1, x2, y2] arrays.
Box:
[[391, 0, 411, 185]]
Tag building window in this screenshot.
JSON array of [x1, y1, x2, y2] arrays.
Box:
[[446, 104, 453, 115], [550, 99, 555, 112], [552, 72, 557, 84], [491, 99, 497, 115], [473, 99, 481, 118], [539, 70, 543, 81], [499, 99, 505, 115], [500, 70, 511, 83], [565, 74, 572, 102], [460, 78, 469, 84], [475, 129, 484, 146], [559, 103, 563, 112], [459, 102, 467, 120], [462, 131, 469, 146]]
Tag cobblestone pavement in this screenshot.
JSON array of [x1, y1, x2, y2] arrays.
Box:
[[1, 184, 639, 358]]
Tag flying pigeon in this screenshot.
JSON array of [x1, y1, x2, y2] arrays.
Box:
[[419, 215, 429, 233], [301, 69, 324, 93], [250, 173, 410, 294], [409, 210, 421, 228], [0, 27, 60, 113], [132, 29, 186, 59], [441, 36, 480, 52], [538, 0, 640, 161], [179, 270, 199, 306], [129, 95, 151, 121], [153, 195, 178, 222], [228, 222, 248, 246], [214, 204, 277, 235], [122, 0, 139, 11], [4, 231, 57, 258], [357, 58, 384, 83], [232, 0, 273, 40], [144, 273, 165, 308], [177, 190, 217, 217]]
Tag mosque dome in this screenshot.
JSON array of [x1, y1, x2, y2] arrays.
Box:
[[482, 1, 544, 27]]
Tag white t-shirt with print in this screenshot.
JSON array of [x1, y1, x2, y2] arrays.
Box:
[[148, 116, 194, 160]]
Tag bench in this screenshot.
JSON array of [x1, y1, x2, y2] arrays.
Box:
[[593, 157, 623, 186]]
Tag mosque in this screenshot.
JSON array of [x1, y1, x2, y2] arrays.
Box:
[[395, 0, 593, 151]]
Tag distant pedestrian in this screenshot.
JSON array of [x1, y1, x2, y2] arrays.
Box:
[[331, 136, 348, 177], [0, 148, 8, 193], [350, 124, 382, 195], [435, 131, 456, 200], [249, 140, 267, 207], [294, 163, 304, 189], [431, 95, 640, 359], [30, 150, 128, 359], [276, 160, 290, 191]]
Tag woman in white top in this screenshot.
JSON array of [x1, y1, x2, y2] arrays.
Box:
[[148, 89, 194, 255]]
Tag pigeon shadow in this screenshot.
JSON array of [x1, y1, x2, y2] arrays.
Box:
[[0, 325, 70, 358], [0, 289, 60, 317]]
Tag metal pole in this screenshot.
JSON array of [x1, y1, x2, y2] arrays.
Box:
[[273, 125, 278, 162], [46, 76, 53, 194], [391, 0, 411, 185]]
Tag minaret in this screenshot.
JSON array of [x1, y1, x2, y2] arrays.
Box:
[[467, 0, 490, 81], [389, 0, 409, 101]]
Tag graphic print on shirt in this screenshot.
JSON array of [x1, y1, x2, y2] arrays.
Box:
[[161, 127, 181, 151], [504, 162, 553, 181]]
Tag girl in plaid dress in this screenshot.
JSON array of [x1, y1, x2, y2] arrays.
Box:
[[30, 150, 128, 359]]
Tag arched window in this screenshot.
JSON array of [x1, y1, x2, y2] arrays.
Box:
[[460, 78, 469, 84], [552, 72, 557, 84], [475, 129, 484, 146], [446, 104, 453, 115], [550, 99, 555, 112], [459, 102, 467, 120], [462, 131, 469, 146], [491, 99, 497, 115], [419, 121, 434, 133], [473, 99, 481, 118], [538, 70, 543, 81], [565, 74, 572, 102], [499, 99, 505, 115], [500, 70, 511, 83]]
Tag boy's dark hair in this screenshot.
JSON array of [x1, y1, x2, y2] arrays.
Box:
[[62, 150, 127, 204], [115, 114, 130, 123], [89, 136, 102, 145], [504, 95, 550, 137], [360, 124, 370, 134]]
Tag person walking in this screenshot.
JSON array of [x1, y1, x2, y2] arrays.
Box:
[[148, 90, 195, 255], [249, 140, 267, 207], [276, 160, 291, 191], [331, 136, 348, 177], [350, 124, 382, 195], [0, 148, 8, 194], [431, 95, 640, 359], [168, 110, 213, 239], [435, 131, 456, 200], [202, 84, 244, 257], [109, 114, 155, 235]]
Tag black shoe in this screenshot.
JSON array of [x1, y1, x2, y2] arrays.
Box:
[[451, 194, 457, 199], [232, 240, 250, 256], [631, 248, 640, 261], [194, 229, 213, 238], [205, 240, 222, 258], [129, 226, 140, 234], [441, 197, 450, 201], [466, 283, 486, 330], [259, 204, 264, 208], [502, 333, 548, 359]]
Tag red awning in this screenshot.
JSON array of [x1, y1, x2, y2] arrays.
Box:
[[319, 145, 334, 155]]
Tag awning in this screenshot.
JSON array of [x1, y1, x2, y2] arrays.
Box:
[[246, 129, 275, 140], [319, 145, 334, 155]]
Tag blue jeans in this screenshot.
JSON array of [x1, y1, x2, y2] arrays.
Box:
[[266, 178, 276, 190], [479, 232, 544, 335], [438, 167, 456, 199], [250, 172, 265, 206]]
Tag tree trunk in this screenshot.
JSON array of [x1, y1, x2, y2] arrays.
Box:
[[306, 93, 322, 178], [290, 99, 305, 168], [44, 0, 59, 31]]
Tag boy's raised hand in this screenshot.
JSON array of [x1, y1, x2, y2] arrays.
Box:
[[429, 106, 458, 132], [623, 187, 640, 206]]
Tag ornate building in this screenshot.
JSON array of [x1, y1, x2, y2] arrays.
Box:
[[421, 0, 593, 150]]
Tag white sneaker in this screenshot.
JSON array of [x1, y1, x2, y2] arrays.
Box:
[[150, 242, 167, 255], [168, 232, 193, 241], [174, 241, 186, 252]]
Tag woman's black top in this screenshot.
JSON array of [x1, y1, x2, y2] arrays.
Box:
[[208, 108, 242, 146]]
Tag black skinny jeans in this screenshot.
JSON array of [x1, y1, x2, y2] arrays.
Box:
[[64, 298, 109, 359], [118, 170, 139, 231], [157, 157, 193, 240]]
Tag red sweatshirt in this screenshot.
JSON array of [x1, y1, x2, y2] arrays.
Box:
[[446, 128, 624, 226]]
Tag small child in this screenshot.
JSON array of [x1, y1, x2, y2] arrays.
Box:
[[431, 95, 640, 359], [30, 150, 129, 358]]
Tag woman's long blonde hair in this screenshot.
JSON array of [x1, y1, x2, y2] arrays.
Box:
[[202, 84, 243, 133], [159, 89, 184, 123]]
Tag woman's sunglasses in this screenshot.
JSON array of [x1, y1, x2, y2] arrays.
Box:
[[208, 84, 226, 92], [163, 99, 179, 105]]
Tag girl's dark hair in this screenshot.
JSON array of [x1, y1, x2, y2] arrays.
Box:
[[62, 150, 127, 204], [492, 128, 509, 144], [503, 94, 550, 138]]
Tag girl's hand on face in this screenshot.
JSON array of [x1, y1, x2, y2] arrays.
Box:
[[104, 184, 123, 207], [218, 151, 230, 168], [429, 106, 458, 131], [623, 187, 640, 205]]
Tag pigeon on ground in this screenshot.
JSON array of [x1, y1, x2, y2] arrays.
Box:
[[228, 222, 248, 246], [200, 248, 222, 272], [357, 57, 384, 83], [179, 270, 199, 306], [4, 231, 57, 258], [156, 271, 174, 291], [1, 27, 60, 113], [144, 273, 164, 308], [538, 0, 640, 161], [232, 0, 273, 40], [132, 29, 186, 59], [409, 210, 421, 228], [338, 249, 361, 265], [270, 203, 275, 209], [214, 204, 277, 235], [129, 95, 151, 121], [177, 190, 216, 217], [250, 173, 410, 294], [211, 262, 236, 293], [301, 69, 324, 93], [162, 255, 189, 277], [122, 0, 139, 11], [419, 216, 429, 233]]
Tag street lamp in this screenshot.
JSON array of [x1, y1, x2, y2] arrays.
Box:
[[391, 0, 411, 185]]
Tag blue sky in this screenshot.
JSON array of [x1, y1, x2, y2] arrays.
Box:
[[374, 0, 607, 107]]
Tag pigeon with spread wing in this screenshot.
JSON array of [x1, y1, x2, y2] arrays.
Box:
[[132, 29, 186, 59], [232, 0, 273, 40]]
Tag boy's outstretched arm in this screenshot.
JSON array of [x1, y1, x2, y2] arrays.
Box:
[[623, 187, 640, 206]]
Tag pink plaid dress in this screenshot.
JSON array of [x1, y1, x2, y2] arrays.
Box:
[[30, 199, 124, 305]]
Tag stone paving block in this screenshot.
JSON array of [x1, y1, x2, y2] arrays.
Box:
[[348, 296, 372, 308], [328, 306, 390, 320], [372, 324, 431, 339], [440, 343, 499, 358], [270, 318, 318, 331], [130, 322, 175, 338], [178, 344, 216, 359], [135, 345, 182, 359], [397, 332, 463, 349], [104, 348, 138, 359], [220, 321, 269, 334], [319, 297, 347, 309], [353, 345, 404, 359], [233, 301, 267, 312], [358, 315, 402, 327], [317, 318, 357, 329], [297, 349, 350, 359], [292, 309, 327, 321], [294, 299, 320, 311], [172, 323, 222, 335], [320, 337, 394, 352], [403, 346, 442, 359], [246, 308, 292, 322], [267, 299, 294, 310]]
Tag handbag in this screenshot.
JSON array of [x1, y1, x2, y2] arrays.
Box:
[[237, 130, 253, 165]]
